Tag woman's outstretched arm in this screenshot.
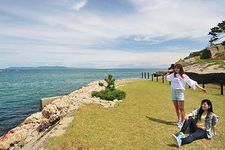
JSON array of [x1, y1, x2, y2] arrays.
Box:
[[195, 83, 207, 92], [183, 75, 206, 92]]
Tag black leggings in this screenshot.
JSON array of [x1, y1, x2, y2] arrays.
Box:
[[181, 117, 207, 145]]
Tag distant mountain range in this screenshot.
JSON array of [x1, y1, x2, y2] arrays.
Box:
[[4, 66, 70, 70], [1, 66, 164, 70]]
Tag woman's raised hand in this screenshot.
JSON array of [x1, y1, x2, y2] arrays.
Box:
[[202, 88, 207, 93]]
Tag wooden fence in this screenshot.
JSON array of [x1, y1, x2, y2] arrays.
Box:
[[141, 72, 224, 95]]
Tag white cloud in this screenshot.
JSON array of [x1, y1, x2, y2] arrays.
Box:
[[72, 0, 87, 11], [0, 44, 188, 68], [2, 0, 223, 43], [0, 0, 225, 68]]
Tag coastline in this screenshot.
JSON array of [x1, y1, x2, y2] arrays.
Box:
[[0, 78, 141, 150]]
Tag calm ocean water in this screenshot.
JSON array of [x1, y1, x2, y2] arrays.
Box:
[[0, 68, 158, 136]]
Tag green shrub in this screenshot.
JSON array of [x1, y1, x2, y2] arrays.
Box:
[[190, 51, 202, 57], [222, 41, 225, 46], [91, 89, 126, 101], [200, 49, 212, 59], [214, 51, 225, 57], [91, 74, 126, 101]]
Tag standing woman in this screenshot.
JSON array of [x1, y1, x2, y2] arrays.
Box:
[[166, 64, 206, 128]]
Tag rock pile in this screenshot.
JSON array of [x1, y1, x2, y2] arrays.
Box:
[[0, 79, 137, 150]]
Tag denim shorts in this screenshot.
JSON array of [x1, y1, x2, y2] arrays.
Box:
[[171, 89, 184, 100]]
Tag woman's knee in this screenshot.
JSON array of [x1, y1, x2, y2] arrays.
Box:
[[185, 117, 194, 122], [183, 117, 194, 125], [179, 107, 184, 112]]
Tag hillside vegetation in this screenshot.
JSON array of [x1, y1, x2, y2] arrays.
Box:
[[177, 44, 225, 73]]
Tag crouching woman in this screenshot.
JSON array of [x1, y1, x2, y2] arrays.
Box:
[[172, 99, 218, 147]]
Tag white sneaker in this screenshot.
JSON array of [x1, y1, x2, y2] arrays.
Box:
[[177, 122, 183, 129], [176, 120, 181, 126], [172, 134, 182, 147], [177, 132, 185, 139]]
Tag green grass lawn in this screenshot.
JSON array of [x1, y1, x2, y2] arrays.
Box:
[[46, 80, 225, 150]]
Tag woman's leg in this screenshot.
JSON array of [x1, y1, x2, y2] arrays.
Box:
[[172, 100, 180, 121], [181, 129, 207, 145], [178, 101, 185, 122], [181, 117, 196, 134]]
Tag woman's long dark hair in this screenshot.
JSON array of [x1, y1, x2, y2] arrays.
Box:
[[174, 64, 184, 78], [197, 99, 213, 120]]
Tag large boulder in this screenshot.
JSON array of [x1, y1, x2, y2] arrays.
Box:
[[49, 111, 61, 124], [51, 97, 70, 111], [0, 141, 10, 150], [23, 112, 43, 124], [4, 129, 27, 147], [37, 118, 50, 132], [42, 104, 58, 118]]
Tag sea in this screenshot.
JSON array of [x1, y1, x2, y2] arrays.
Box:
[[0, 68, 159, 136]]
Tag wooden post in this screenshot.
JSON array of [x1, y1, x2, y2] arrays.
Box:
[[156, 76, 158, 82], [151, 74, 154, 81], [147, 72, 150, 79], [141, 72, 143, 78], [144, 72, 146, 79], [162, 75, 164, 83], [221, 80, 224, 95], [203, 83, 205, 88]]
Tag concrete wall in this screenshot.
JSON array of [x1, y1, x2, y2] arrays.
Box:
[[40, 96, 62, 110]]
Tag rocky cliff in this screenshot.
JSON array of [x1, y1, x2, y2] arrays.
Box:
[[177, 44, 225, 74]]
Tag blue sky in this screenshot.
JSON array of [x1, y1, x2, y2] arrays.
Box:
[[0, 0, 225, 68]]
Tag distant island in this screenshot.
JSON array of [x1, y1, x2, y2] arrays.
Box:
[[4, 66, 70, 70]]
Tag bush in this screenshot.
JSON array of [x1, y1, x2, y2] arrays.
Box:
[[190, 51, 202, 57], [91, 74, 126, 101], [92, 89, 126, 101], [222, 41, 225, 46], [200, 49, 212, 59]]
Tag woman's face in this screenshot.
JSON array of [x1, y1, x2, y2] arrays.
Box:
[[201, 102, 210, 111], [174, 67, 180, 73]]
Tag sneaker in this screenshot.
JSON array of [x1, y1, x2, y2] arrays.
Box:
[[176, 120, 180, 126], [177, 132, 185, 139], [172, 134, 182, 147], [177, 122, 183, 129]]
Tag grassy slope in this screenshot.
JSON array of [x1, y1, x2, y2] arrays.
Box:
[[46, 80, 225, 150]]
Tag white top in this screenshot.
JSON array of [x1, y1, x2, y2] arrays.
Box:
[[166, 73, 197, 90]]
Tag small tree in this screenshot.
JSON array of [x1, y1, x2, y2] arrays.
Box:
[[222, 41, 225, 46], [208, 21, 225, 45], [92, 75, 126, 101], [105, 74, 115, 91]]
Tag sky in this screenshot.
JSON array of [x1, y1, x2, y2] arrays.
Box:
[[0, 0, 225, 69]]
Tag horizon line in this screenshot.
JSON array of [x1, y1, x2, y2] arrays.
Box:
[[0, 66, 167, 70]]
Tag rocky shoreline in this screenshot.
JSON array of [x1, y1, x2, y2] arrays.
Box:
[[0, 78, 140, 150]]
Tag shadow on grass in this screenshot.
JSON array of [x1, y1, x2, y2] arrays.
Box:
[[167, 144, 178, 148], [146, 116, 176, 126]]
